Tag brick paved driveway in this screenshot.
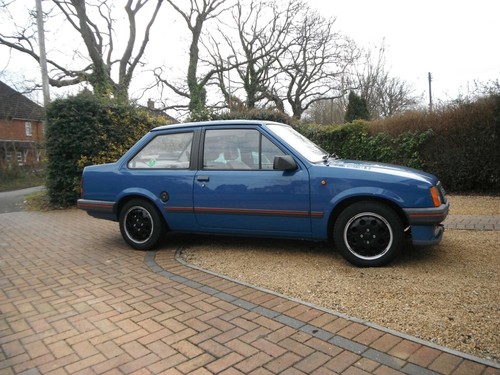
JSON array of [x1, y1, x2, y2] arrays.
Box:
[[1, 210, 499, 374]]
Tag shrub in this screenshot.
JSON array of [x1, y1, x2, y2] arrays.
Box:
[[45, 93, 165, 207], [299, 95, 499, 193], [0, 165, 45, 192], [345, 91, 370, 122], [212, 108, 296, 126], [298, 121, 431, 170], [420, 96, 499, 192]]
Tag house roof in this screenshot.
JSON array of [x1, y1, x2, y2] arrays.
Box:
[[143, 99, 178, 124], [0, 81, 44, 121]]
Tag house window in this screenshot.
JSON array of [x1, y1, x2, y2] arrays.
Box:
[[5, 152, 23, 166], [25, 121, 32, 136]]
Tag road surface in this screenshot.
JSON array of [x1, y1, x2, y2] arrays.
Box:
[[0, 186, 44, 214]]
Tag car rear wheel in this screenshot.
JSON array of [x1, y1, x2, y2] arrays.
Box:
[[333, 201, 403, 267], [119, 199, 166, 250]]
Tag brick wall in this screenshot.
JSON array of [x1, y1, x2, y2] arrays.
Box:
[[0, 119, 44, 142], [0, 119, 45, 167]]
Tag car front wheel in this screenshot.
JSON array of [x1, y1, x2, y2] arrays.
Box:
[[333, 201, 403, 267], [119, 199, 166, 250]]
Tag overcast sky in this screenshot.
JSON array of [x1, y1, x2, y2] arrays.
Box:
[[307, 0, 500, 102], [1, 0, 499, 106]]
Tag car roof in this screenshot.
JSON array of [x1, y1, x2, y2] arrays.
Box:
[[151, 119, 286, 132]]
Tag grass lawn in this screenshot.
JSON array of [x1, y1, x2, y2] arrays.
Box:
[[0, 168, 45, 192]]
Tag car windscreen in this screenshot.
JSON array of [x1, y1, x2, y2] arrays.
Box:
[[266, 124, 327, 163]]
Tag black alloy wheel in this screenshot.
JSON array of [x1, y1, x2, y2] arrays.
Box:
[[119, 199, 166, 250], [334, 201, 403, 267]]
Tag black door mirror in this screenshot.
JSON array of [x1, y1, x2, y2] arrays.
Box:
[[273, 155, 298, 171]]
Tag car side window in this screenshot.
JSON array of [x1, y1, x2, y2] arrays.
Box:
[[203, 129, 284, 170], [128, 132, 193, 169]]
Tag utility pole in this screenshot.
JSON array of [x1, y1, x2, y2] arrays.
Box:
[[36, 0, 50, 108], [428, 72, 433, 112]]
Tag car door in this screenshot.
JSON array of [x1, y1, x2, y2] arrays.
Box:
[[193, 126, 312, 237]]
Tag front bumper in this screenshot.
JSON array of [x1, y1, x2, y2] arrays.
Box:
[[403, 201, 449, 246], [403, 201, 449, 226], [410, 224, 445, 246]]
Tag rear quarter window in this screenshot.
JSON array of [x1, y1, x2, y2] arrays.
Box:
[[128, 132, 193, 169]]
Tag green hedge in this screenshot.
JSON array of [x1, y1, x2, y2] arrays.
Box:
[[211, 108, 296, 126], [299, 121, 432, 170], [45, 93, 498, 207], [45, 93, 166, 207], [421, 96, 499, 193], [299, 95, 500, 194]]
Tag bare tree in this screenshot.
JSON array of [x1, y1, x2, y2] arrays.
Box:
[[377, 76, 419, 117], [0, 0, 14, 12], [155, 0, 233, 116], [472, 78, 500, 98], [276, 9, 358, 120], [357, 42, 419, 118], [303, 98, 345, 125], [0, 0, 164, 102], [223, 0, 302, 110], [207, 1, 357, 119]]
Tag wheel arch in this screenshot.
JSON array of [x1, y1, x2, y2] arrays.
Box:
[[327, 196, 409, 239], [115, 193, 170, 230]]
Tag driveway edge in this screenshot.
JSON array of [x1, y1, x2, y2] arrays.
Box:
[[144, 248, 500, 372]]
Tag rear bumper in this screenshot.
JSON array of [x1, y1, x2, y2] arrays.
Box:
[[77, 199, 117, 221]]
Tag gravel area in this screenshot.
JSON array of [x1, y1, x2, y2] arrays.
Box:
[[447, 195, 500, 215], [178, 195, 500, 363]]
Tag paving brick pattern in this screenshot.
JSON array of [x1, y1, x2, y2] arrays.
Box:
[[444, 215, 500, 231], [1, 210, 499, 374]]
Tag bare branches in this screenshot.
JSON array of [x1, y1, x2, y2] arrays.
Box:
[[153, 67, 189, 99], [357, 42, 419, 118], [121, 0, 164, 91], [165, 0, 230, 32], [277, 8, 359, 119], [0, 0, 165, 101], [0, 1, 40, 60], [233, 0, 303, 109], [0, 12, 92, 89], [2, 0, 387, 120], [159, 0, 234, 113], [200, 0, 359, 119]]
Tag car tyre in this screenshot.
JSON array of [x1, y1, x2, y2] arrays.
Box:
[[333, 201, 403, 267], [119, 199, 166, 250]]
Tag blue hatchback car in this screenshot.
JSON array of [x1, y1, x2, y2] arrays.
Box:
[[78, 120, 449, 267]]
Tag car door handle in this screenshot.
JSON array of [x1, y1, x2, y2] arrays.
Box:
[[197, 176, 209, 182]]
